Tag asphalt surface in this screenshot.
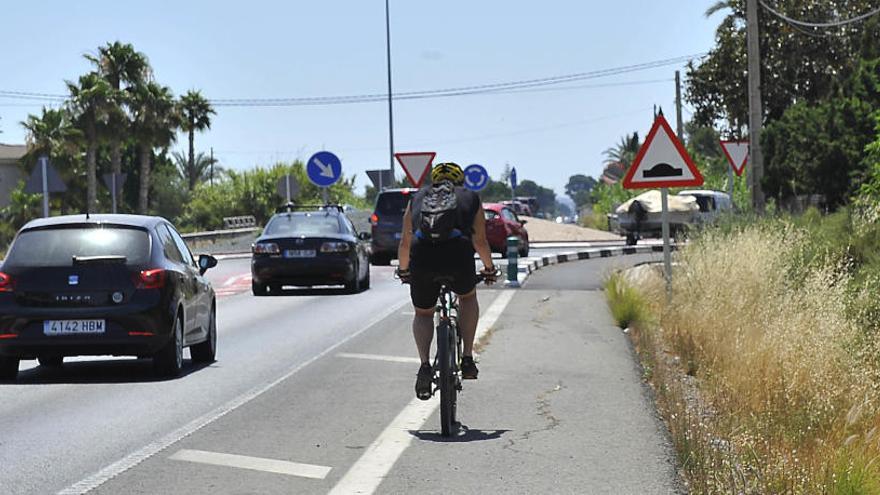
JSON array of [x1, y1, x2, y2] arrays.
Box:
[[0, 250, 677, 494]]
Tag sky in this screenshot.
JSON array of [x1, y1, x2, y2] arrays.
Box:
[[0, 1, 721, 199]]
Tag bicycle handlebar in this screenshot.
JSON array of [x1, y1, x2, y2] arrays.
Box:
[[394, 266, 501, 285]]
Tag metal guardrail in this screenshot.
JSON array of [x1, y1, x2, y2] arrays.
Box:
[[222, 215, 256, 229], [180, 226, 259, 241]]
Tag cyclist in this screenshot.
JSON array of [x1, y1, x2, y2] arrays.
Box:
[[396, 162, 498, 400]]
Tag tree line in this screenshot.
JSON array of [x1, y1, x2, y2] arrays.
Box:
[[563, 0, 880, 227], [20, 41, 217, 215]]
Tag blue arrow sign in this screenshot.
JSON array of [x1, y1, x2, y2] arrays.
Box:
[[306, 151, 342, 187], [463, 164, 489, 192], [510, 167, 518, 190]]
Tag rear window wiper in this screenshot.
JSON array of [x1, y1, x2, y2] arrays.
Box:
[[72, 255, 127, 265]]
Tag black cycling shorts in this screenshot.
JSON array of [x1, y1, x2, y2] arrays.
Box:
[[409, 237, 476, 310]]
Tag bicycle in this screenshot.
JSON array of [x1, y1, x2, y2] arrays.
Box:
[[432, 271, 496, 437], [432, 275, 462, 437], [397, 268, 497, 437]]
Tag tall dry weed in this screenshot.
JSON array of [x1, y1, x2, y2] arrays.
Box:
[[634, 223, 880, 493]]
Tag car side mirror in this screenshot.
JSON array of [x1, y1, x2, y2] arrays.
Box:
[[358, 232, 372, 241], [198, 254, 218, 275], [520, 220, 527, 225]]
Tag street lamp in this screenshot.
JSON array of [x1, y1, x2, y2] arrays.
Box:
[[385, 0, 395, 190]]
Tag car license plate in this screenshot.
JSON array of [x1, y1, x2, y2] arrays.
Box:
[[284, 249, 316, 258], [43, 319, 106, 336]]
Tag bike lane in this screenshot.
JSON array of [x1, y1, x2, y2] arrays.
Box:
[[375, 255, 682, 494]]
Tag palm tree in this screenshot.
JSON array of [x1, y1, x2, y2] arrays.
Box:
[[85, 42, 151, 207], [178, 90, 215, 190], [131, 82, 178, 213], [21, 107, 80, 162], [66, 73, 114, 212], [173, 151, 221, 188], [603, 132, 640, 166]]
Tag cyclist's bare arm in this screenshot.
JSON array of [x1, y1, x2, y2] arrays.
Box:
[[471, 204, 494, 269], [398, 204, 413, 270]]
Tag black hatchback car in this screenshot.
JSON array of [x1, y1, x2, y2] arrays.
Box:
[[369, 188, 417, 265], [251, 205, 371, 295], [0, 215, 218, 380]]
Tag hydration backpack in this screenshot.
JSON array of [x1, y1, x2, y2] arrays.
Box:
[[418, 181, 460, 243]]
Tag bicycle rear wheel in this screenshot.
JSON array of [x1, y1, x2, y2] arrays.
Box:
[[437, 320, 458, 436]]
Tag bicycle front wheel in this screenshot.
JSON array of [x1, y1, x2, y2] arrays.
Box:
[[437, 320, 457, 437]]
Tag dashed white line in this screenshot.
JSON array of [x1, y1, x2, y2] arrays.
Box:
[[169, 449, 331, 479], [336, 353, 421, 364], [328, 290, 515, 495], [57, 298, 409, 495]]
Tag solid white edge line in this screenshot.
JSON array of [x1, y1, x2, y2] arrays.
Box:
[[57, 298, 409, 495], [328, 290, 516, 495], [169, 449, 331, 479], [337, 353, 422, 364]]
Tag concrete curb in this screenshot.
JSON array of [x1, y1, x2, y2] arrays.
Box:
[[499, 244, 677, 286]]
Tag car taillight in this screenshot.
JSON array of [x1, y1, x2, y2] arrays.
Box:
[[0, 272, 13, 292], [253, 242, 280, 254], [370, 214, 379, 226], [321, 242, 351, 253], [137, 269, 166, 289]]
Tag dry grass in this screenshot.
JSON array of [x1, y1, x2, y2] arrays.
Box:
[[617, 223, 880, 494]]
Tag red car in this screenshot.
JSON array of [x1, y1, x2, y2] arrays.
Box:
[[483, 203, 530, 257]]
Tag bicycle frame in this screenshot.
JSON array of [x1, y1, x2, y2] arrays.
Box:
[[434, 283, 463, 436]]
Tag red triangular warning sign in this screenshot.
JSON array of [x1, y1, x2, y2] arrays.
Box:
[[394, 152, 436, 188], [720, 140, 749, 177], [622, 114, 703, 189]]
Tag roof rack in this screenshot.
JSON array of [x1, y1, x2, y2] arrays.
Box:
[[275, 202, 344, 214]]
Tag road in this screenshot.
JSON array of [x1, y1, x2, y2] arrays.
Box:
[[0, 250, 678, 494]]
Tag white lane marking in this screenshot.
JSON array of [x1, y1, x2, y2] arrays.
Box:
[[337, 353, 421, 364], [169, 449, 331, 479], [328, 290, 515, 495], [222, 273, 251, 287], [57, 298, 409, 495]]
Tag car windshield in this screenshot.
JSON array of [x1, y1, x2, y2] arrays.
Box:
[[375, 192, 411, 216], [5, 226, 150, 267], [264, 214, 342, 236]]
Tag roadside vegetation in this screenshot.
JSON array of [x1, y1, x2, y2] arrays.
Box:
[[607, 200, 880, 492]]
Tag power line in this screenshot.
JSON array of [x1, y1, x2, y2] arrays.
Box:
[[0, 53, 702, 108], [759, 0, 880, 28], [211, 54, 701, 107]]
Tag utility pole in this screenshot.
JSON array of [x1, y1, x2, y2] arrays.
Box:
[[385, 0, 395, 189], [746, 0, 765, 212], [210, 147, 214, 187], [675, 71, 683, 141]]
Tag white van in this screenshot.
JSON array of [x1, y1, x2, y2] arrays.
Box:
[[676, 190, 732, 225]]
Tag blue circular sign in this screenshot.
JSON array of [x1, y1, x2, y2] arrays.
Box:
[[510, 167, 518, 190], [306, 151, 342, 187], [463, 164, 489, 192]]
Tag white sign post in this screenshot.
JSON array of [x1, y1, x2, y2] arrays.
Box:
[[622, 114, 704, 291], [720, 140, 749, 199]]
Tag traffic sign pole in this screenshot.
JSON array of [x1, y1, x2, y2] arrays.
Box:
[[40, 157, 49, 218], [728, 166, 734, 199], [661, 188, 671, 295], [111, 173, 117, 214]]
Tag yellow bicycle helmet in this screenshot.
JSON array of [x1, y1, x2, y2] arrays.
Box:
[[431, 162, 465, 185]]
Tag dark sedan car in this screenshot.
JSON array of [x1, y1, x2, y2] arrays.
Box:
[[0, 214, 218, 380], [369, 188, 417, 265], [251, 206, 371, 295]]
